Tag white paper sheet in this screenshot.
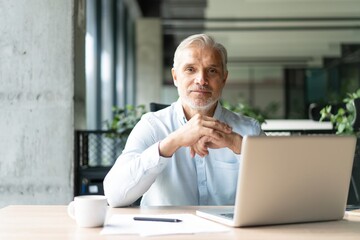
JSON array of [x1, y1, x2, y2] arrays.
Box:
[[100, 213, 230, 237]]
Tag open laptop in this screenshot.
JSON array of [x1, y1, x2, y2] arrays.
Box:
[[196, 135, 356, 227]]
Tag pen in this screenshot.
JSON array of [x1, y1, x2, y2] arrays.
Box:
[[133, 216, 182, 223]]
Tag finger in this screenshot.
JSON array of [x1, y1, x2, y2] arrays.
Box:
[[199, 128, 226, 142], [195, 115, 232, 131], [190, 147, 195, 158], [195, 145, 208, 157], [191, 144, 203, 157], [195, 150, 207, 158], [202, 119, 232, 133], [198, 140, 210, 157], [191, 141, 209, 158]]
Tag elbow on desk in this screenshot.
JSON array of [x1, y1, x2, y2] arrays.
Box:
[[103, 175, 129, 207], [103, 165, 146, 207]]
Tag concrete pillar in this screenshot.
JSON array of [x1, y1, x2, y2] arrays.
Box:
[[0, 0, 84, 207], [135, 18, 163, 108]]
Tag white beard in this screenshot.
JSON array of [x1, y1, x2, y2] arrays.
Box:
[[180, 90, 219, 112]]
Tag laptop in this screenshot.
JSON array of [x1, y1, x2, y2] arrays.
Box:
[[196, 135, 356, 227]]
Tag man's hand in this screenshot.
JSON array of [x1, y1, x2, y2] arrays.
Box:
[[159, 114, 232, 157], [190, 131, 243, 157]]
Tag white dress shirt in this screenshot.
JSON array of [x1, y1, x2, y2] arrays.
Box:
[[104, 99, 263, 207]]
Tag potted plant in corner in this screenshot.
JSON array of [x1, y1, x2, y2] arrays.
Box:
[[221, 100, 279, 124], [104, 104, 147, 146], [319, 88, 360, 207], [320, 89, 360, 135]]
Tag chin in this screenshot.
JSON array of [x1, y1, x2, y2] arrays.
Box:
[[186, 99, 218, 111]]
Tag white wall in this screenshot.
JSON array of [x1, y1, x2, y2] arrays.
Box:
[[136, 18, 163, 108], [0, 0, 82, 207]]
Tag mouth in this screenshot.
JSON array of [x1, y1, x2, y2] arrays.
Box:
[[189, 88, 212, 94], [191, 90, 211, 93]]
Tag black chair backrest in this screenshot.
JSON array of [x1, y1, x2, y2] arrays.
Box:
[[150, 102, 170, 112]]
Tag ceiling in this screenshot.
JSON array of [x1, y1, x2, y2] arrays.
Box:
[[136, 0, 360, 68]]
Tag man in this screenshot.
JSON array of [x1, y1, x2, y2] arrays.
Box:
[[104, 34, 263, 207]]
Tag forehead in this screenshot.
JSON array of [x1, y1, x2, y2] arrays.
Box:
[[178, 46, 222, 67]]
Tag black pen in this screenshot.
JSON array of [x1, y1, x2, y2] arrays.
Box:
[[133, 216, 182, 223]]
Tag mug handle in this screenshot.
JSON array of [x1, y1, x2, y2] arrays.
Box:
[[67, 201, 76, 220]]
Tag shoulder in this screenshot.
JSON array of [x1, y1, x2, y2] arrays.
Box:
[[220, 106, 256, 123], [221, 106, 262, 135], [128, 103, 175, 142], [141, 103, 175, 124]]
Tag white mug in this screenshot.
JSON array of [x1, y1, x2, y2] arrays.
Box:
[[67, 195, 108, 228]]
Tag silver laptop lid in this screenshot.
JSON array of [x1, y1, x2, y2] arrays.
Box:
[[234, 135, 356, 227]]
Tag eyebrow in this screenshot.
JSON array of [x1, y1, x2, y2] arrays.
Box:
[[182, 63, 221, 68], [208, 64, 221, 68]]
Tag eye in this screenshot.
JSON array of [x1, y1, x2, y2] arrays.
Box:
[[208, 68, 217, 74], [185, 67, 195, 73]]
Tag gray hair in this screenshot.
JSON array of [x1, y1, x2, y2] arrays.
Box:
[[173, 33, 228, 73]]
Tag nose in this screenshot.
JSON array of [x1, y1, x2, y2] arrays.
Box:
[[194, 71, 208, 85]]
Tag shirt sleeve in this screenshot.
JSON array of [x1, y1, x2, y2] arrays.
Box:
[[103, 115, 170, 207]]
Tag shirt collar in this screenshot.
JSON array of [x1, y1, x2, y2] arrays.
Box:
[[175, 98, 223, 125]]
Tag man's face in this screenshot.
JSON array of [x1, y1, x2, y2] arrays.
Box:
[[172, 46, 228, 112]]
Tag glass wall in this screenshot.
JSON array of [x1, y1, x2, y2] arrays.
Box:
[[284, 46, 360, 119], [158, 0, 360, 119], [85, 0, 360, 124], [86, 0, 138, 130]]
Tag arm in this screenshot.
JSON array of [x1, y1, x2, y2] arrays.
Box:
[[103, 117, 169, 207]]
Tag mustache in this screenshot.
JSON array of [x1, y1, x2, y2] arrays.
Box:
[[188, 86, 213, 92]]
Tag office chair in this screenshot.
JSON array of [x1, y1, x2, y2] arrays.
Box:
[[308, 102, 345, 121], [150, 102, 169, 112]]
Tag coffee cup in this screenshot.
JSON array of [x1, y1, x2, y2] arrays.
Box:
[[67, 195, 108, 228]]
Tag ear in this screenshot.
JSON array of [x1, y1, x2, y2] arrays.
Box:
[[171, 68, 178, 87], [222, 71, 228, 85]]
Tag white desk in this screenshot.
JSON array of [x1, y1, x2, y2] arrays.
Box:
[[261, 119, 334, 135], [1, 205, 360, 240], [262, 119, 333, 131]]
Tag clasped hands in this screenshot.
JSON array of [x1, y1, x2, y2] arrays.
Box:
[[159, 114, 242, 158], [187, 114, 242, 157]]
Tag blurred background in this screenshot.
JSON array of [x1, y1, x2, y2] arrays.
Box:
[[1, 0, 359, 208], [85, 0, 360, 130]]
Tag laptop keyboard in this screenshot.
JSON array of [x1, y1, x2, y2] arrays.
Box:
[[220, 213, 234, 219]]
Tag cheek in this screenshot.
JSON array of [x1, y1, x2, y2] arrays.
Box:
[[178, 78, 193, 87], [210, 80, 222, 87]]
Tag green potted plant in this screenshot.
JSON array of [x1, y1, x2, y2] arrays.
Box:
[[320, 88, 360, 206], [319, 89, 360, 135], [104, 104, 147, 140], [221, 100, 278, 124]]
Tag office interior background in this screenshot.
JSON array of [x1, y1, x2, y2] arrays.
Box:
[[0, 0, 359, 208]]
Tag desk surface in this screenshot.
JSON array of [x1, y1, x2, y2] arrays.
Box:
[[1, 205, 360, 240]]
